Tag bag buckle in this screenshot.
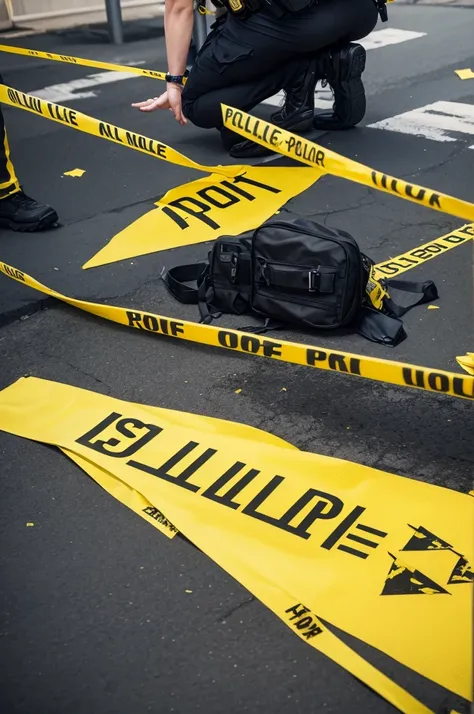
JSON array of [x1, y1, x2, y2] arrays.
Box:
[[308, 268, 320, 293], [230, 253, 238, 282]]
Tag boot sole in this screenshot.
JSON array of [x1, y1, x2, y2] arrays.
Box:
[[0, 209, 59, 232], [313, 44, 367, 130], [338, 43, 366, 82]]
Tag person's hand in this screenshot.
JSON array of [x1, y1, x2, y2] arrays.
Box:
[[132, 91, 171, 112], [131, 84, 187, 126]]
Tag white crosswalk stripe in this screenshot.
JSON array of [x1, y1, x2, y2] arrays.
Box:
[[32, 62, 146, 103], [368, 101, 474, 150], [263, 28, 427, 109]]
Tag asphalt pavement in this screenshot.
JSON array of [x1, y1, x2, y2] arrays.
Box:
[[0, 4, 473, 714]]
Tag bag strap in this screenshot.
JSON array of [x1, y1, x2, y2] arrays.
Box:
[[161, 263, 207, 304], [237, 317, 283, 334], [383, 278, 438, 317], [356, 306, 407, 347]]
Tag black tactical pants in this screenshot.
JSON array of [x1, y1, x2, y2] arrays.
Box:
[[182, 0, 378, 130], [0, 108, 20, 200], [0, 74, 20, 200]]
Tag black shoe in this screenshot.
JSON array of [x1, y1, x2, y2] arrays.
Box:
[[270, 57, 318, 133], [229, 58, 319, 159], [0, 190, 58, 232], [312, 43, 366, 131], [229, 139, 275, 159]]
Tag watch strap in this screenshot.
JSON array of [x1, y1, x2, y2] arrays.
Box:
[[165, 70, 189, 86]]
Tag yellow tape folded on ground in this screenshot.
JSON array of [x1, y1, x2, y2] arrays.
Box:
[[0, 44, 169, 81], [83, 167, 322, 268], [0, 376, 471, 708], [1, 261, 473, 401], [63, 402, 296, 539], [221, 105, 474, 222]]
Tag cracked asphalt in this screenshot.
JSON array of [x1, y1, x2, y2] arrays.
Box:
[[0, 4, 473, 714]]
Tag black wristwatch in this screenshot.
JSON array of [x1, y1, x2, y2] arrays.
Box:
[[165, 70, 189, 86]]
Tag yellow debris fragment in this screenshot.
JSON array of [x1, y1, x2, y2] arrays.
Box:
[[455, 69, 474, 80], [63, 168, 86, 178]]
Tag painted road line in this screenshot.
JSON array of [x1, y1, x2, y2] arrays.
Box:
[[263, 28, 427, 109], [358, 27, 426, 51], [368, 101, 474, 149], [32, 62, 146, 103]]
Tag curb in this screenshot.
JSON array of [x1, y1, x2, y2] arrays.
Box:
[[0, 296, 55, 329]]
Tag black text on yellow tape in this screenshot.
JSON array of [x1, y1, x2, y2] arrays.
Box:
[[221, 105, 474, 222], [0, 85, 321, 269], [0, 84, 240, 177], [60, 400, 296, 539], [0, 43, 168, 81], [1, 262, 473, 401], [374, 224, 474, 278], [83, 167, 322, 268], [0, 376, 471, 708]]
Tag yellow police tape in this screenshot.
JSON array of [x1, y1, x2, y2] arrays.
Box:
[[0, 83, 323, 266], [0, 84, 238, 177], [62, 402, 295, 539], [83, 167, 322, 268], [221, 105, 474, 222], [455, 69, 474, 81], [0, 376, 471, 708], [0, 43, 169, 82], [456, 353, 474, 376], [373, 223, 474, 279], [1, 261, 473, 401]]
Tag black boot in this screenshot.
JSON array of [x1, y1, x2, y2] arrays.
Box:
[[0, 190, 58, 232], [312, 43, 366, 130], [269, 57, 318, 132], [229, 57, 318, 159]]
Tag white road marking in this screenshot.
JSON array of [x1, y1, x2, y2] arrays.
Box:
[[358, 28, 426, 51], [263, 28, 427, 108], [32, 61, 147, 103], [368, 101, 474, 149]]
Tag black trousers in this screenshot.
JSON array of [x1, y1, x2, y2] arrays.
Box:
[[182, 0, 379, 131], [0, 74, 20, 200]]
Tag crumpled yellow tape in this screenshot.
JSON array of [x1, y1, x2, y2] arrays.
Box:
[[1, 375, 458, 713]]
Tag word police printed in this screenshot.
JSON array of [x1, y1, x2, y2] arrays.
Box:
[[142, 505, 178, 533], [285, 604, 324, 640], [375, 224, 474, 277], [1, 261, 473, 401], [98, 121, 168, 160], [125, 310, 474, 399], [222, 105, 474, 222], [7, 87, 78, 126], [77, 411, 387, 557], [159, 174, 282, 230], [224, 108, 326, 168]]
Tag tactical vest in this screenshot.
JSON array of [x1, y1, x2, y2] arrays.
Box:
[[210, 0, 390, 21]]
